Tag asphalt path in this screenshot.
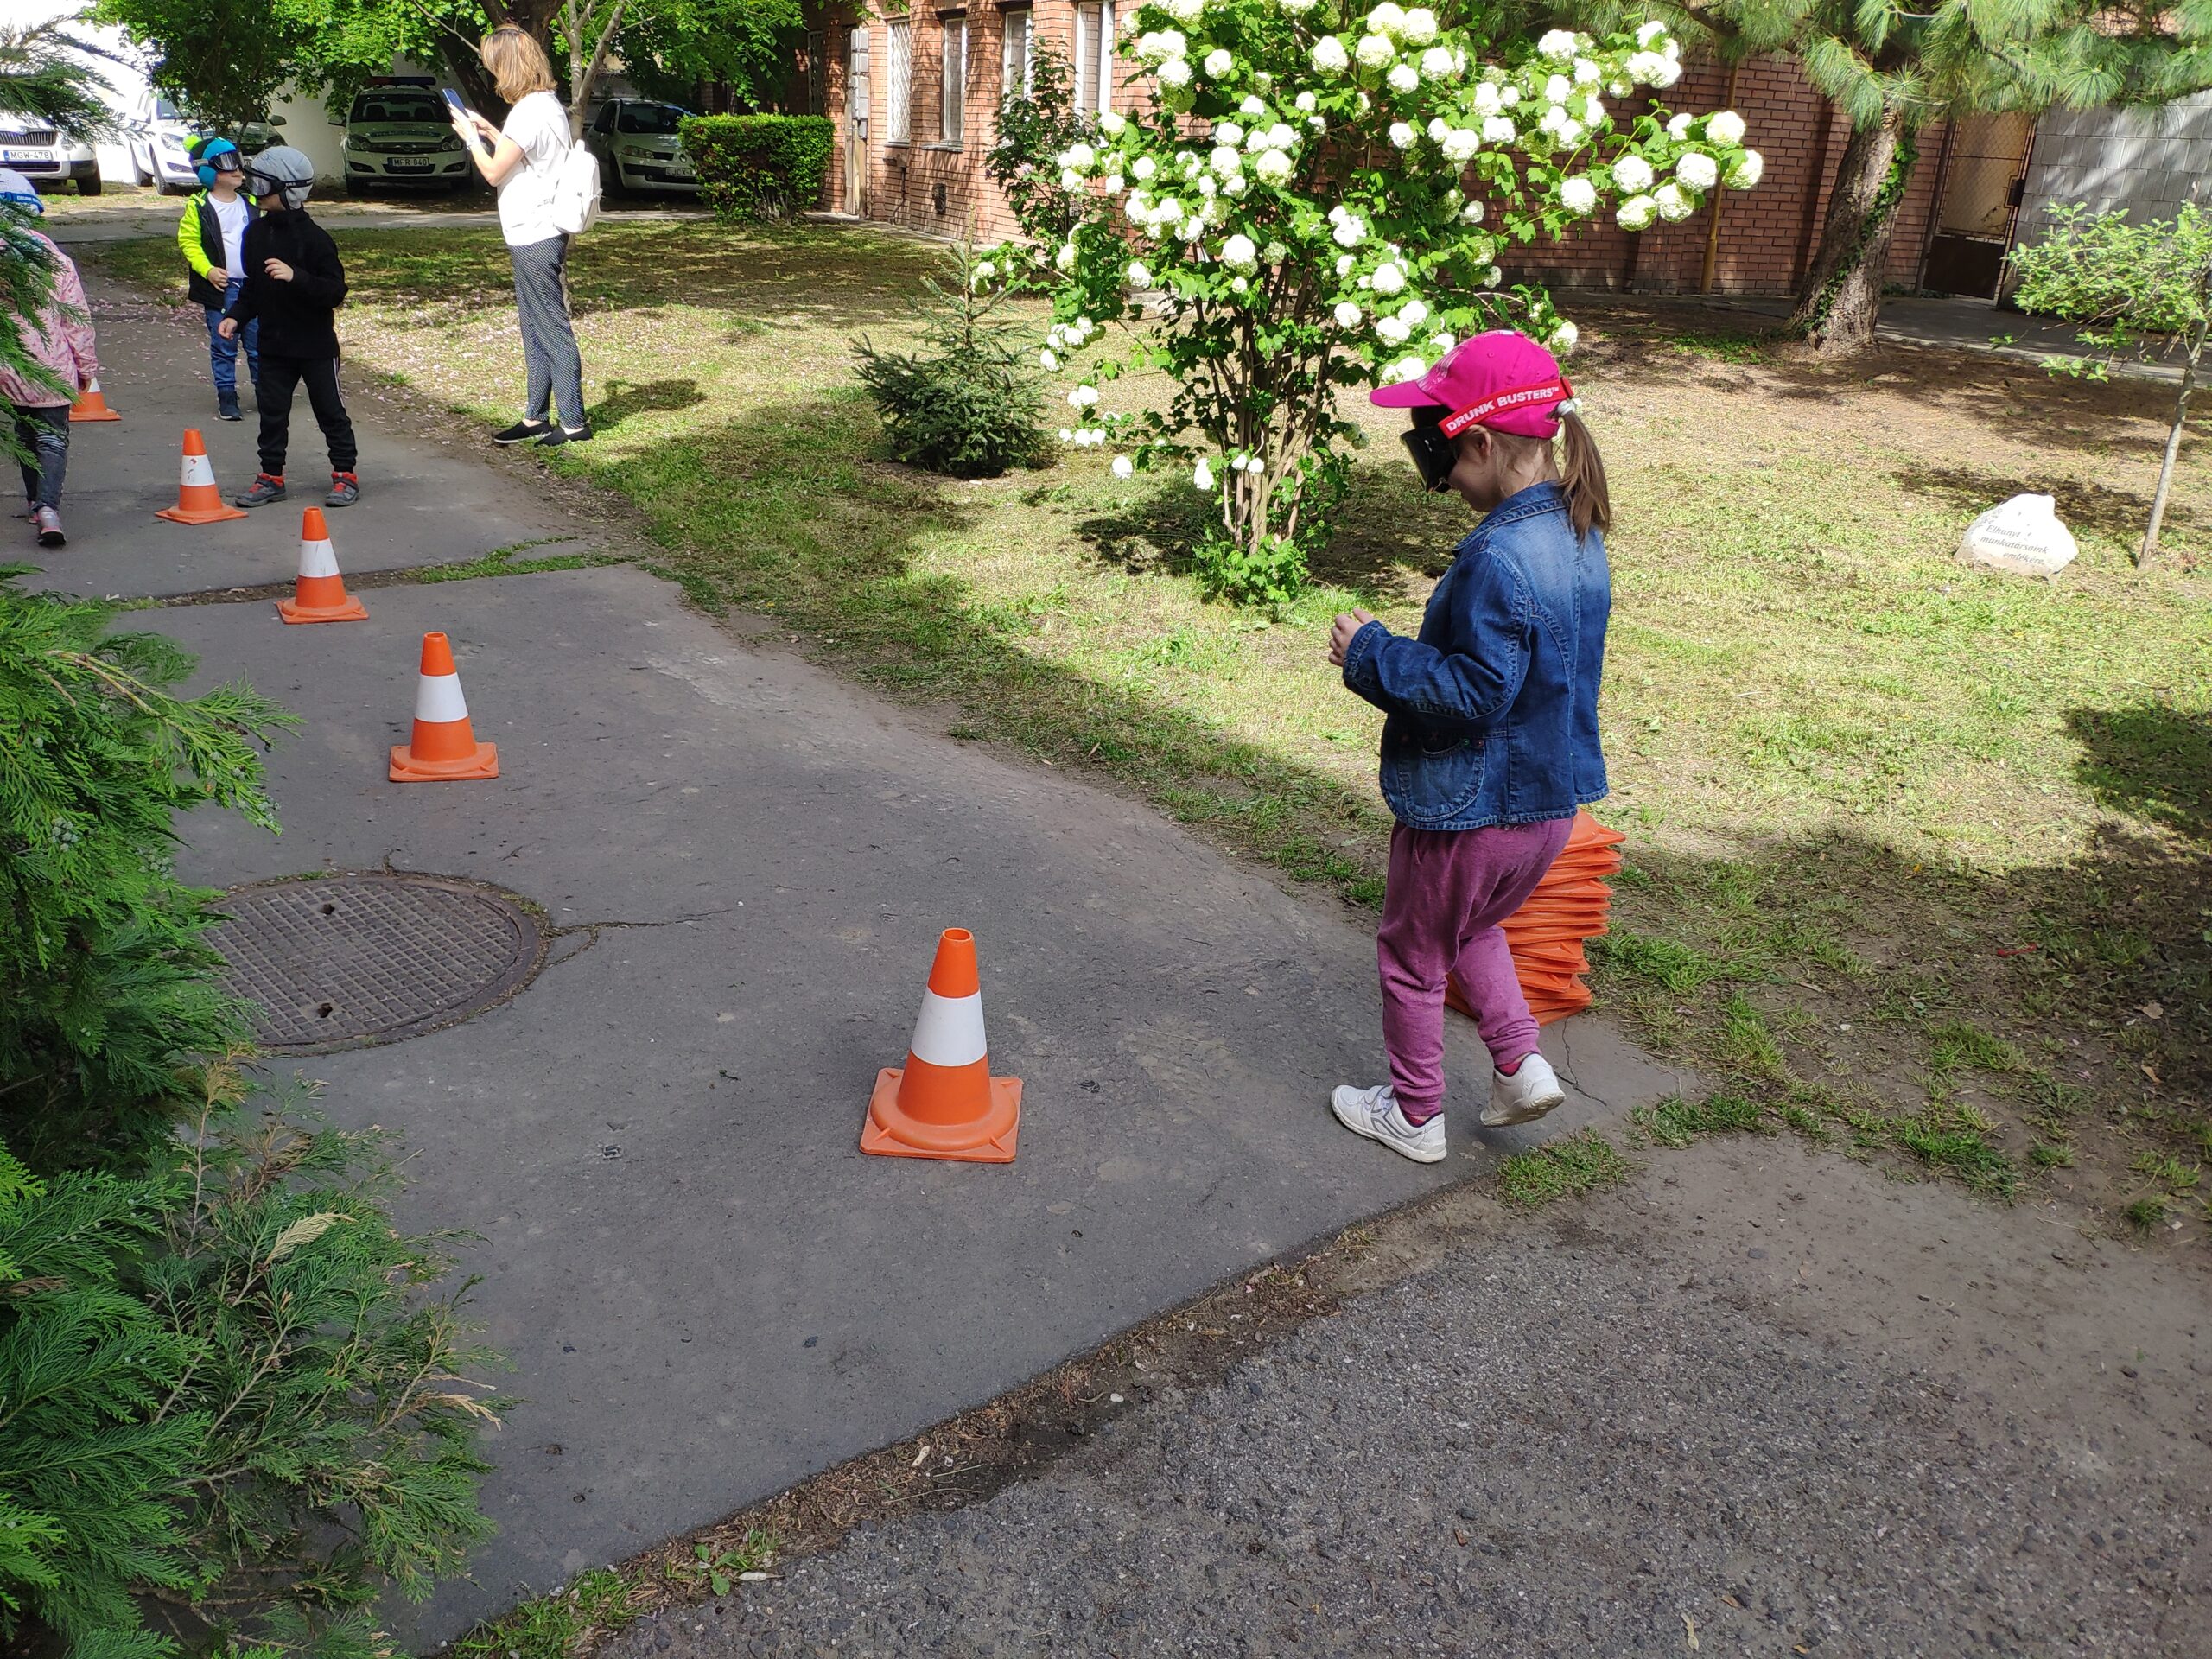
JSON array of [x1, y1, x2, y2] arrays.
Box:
[[603, 1136, 2212, 1656]]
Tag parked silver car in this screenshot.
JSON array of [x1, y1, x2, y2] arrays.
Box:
[[344, 80, 471, 192], [127, 92, 283, 194], [0, 118, 101, 194], [584, 99, 699, 195]]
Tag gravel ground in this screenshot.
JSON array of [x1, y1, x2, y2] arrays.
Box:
[[604, 1164, 2209, 1657]]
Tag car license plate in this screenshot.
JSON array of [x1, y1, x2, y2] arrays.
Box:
[[386, 160, 432, 173], [1, 149, 47, 163]]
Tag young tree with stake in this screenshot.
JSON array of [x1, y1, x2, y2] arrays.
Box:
[[2009, 201, 2212, 566]]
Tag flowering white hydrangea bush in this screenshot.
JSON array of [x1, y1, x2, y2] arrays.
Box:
[[979, 6, 1759, 602]]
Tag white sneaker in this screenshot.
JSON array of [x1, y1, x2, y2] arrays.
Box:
[[1482, 1052, 1567, 1128], [1330, 1083, 1446, 1164]]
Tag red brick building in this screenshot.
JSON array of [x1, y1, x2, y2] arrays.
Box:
[[791, 10, 2035, 300]]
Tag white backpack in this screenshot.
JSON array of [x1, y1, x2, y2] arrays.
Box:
[[552, 139, 601, 236]]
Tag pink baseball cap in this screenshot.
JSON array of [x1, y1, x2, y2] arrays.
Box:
[[1370, 330, 1574, 440]]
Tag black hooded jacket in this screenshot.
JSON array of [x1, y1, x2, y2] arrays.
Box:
[[223, 208, 346, 359]]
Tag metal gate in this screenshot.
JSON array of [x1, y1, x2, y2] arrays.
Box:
[[1922, 111, 2036, 299]]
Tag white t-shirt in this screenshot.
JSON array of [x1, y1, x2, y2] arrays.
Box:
[[497, 90, 571, 247], [211, 194, 249, 280]]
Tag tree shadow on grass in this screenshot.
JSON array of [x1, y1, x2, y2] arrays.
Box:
[[1891, 462, 2198, 546], [1070, 456, 1468, 605], [1315, 461, 1465, 597], [2067, 702, 2212, 844], [1071, 475, 1211, 580]]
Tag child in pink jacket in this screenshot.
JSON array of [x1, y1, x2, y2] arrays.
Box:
[[1, 168, 99, 549]]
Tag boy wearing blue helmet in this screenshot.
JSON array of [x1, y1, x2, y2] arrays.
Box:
[[176, 137, 258, 421]]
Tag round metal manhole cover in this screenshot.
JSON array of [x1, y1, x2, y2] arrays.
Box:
[[209, 872, 547, 1054]]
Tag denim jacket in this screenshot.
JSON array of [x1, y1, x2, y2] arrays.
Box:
[[1340, 480, 1610, 831]]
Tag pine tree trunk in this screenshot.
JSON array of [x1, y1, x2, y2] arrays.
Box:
[[1789, 105, 1916, 357]]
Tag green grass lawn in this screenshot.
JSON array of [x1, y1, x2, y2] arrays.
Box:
[[95, 220, 2212, 1234]]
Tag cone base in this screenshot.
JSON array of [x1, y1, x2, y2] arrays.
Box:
[[156, 500, 251, 524], [388, 741, 499, 781], [276, 593, 369, 624], [70, 408, 121, 423], [862, 1068, 1021, 1163]]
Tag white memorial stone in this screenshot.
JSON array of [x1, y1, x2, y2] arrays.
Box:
[[1958, 493, 2078, 578]]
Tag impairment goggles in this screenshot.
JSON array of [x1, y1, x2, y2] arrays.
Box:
[[1399, 409, 1457, 494]]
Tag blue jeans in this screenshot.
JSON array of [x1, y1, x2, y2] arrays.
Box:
[[13, 404, 68, 511], [205, 276, 259, 397]]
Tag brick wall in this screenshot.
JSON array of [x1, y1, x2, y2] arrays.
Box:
[[805, 3, 1088, 240], [799, 21, 1947, 297]]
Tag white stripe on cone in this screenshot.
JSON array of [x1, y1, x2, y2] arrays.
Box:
[[181, 452, 215, 486], [414, 672, 470, 724], [85, 378, 102, 393], [298, 537, 340, 579], [909, 989, 987, 1067]]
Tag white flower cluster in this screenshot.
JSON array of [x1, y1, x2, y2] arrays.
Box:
[[1044, 13, 1761, 502], [1613, 17, 1681, 89]]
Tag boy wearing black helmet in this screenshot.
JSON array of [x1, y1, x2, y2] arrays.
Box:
[[175, 137, 258, 421], [219, 145, 360, 507]]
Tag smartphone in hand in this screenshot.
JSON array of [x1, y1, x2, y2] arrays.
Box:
[[445, 87, 490, 155]]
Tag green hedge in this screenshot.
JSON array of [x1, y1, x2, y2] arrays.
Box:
[[679, 114, 834, 223]]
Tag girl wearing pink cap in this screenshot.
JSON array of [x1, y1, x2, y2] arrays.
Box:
[[1326, 330, 1611, 1163]]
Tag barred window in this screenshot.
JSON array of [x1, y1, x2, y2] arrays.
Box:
[[1002, 7, 1034, 99], [941, 15, 969, 144], [886, 17, 912, 142], [1072, 2, 1115, 116]]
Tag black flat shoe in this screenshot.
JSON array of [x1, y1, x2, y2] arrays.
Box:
[[493, 420, 550, 445], [536, 423, 594, 448]]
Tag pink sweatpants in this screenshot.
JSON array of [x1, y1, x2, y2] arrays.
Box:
[[1377, 817, 1573, 1124]]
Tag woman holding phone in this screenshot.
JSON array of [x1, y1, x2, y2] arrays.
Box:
[[448, 25, 591, 447]]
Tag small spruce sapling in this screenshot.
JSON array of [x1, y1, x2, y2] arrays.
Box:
[[853, 240, 1048, 478]]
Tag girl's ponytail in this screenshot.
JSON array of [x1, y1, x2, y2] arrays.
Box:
[[1557, 410, 1612, 540]]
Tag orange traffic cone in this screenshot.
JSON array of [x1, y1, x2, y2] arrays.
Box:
[[1448, 809, 1621, 1029], [69, 377, 121, 422], [155, 429, 247, 524], [388, 632, 499, 781], [862, 928, 1023, 1163], [276, 507, 368, 624]]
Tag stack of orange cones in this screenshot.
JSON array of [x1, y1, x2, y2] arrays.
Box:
[[862, 928, 1023, 1163], [388, 632, 499, 781], [155, 429, 246, 524], [1448, 809, 1625, 1027], [69, 378, 121, 422], [276, 508, 368, 624]]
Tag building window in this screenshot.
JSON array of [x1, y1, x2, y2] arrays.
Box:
[[806, 30, 827, 116], [1073, 2, 1114, 117], [886, 17, 912, 143], [1002, 6, 1034, 99], [941, 14, 969, 144]]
